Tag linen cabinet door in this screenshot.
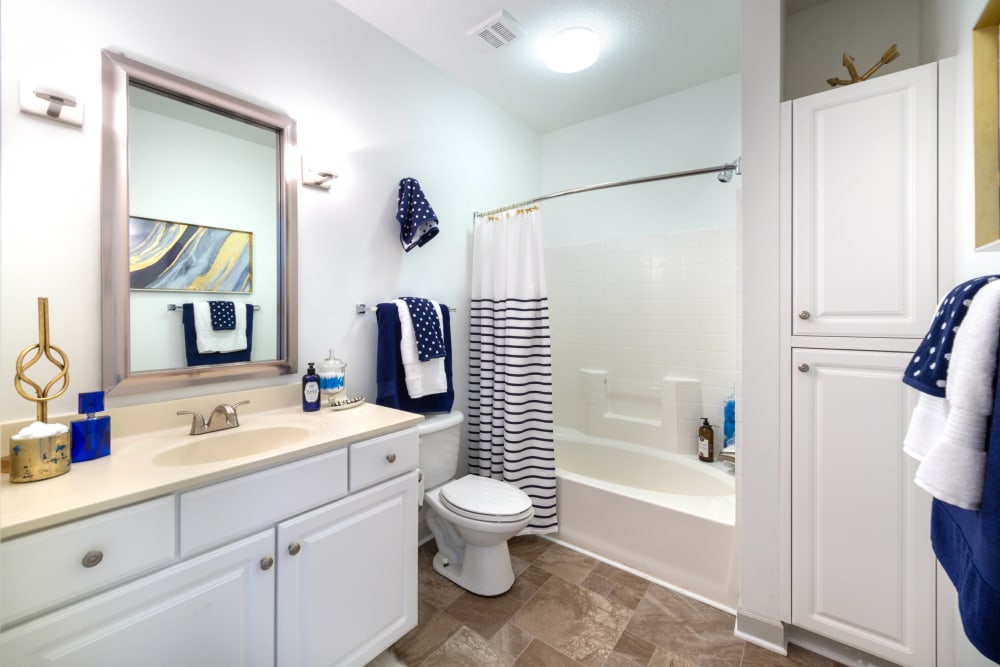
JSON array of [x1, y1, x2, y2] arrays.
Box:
[[790, 348, 933, 667], [791, 62, 937, 338], [276, 470, 418, 667]]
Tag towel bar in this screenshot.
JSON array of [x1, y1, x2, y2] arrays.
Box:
[[167, 304, 260, 312], [355, 303, 456, 315]]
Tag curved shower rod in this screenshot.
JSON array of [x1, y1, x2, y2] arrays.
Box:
[[474, 157, 741, 219]]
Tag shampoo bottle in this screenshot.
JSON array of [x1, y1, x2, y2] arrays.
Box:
[[698, 418, 715, 462], [302, 362, 320, 412]]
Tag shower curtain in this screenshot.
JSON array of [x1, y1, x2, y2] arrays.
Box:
[[469, 206, 557, 533]]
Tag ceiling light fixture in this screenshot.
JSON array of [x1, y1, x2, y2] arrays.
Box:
[[544, 26, 599, 73]]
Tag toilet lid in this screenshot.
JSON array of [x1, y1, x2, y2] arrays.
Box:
[[439, 475, 534, 523]]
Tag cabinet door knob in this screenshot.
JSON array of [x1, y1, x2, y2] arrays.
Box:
[[81, 550, 104, 568], [288, 542, 301, 556], [798, 310, 811, 320], [798, 363, 810, 372], [260, 556, 274, 571], [385, 453, 397, 463]]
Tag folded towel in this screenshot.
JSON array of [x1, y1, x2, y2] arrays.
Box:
[[395, 298, 447, 397], [182, 303, 254, 367], [375, 302, 454, 413], [903, 275, 1000, 396], [209, 300, 237, 330], [930, 334, 1000, 662], [400, 296, 446, 361], [396, 177, 439, 252], [193, 301, 247, 353], [914, 279, 1000, 510]]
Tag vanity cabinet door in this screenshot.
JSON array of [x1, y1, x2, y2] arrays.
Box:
[[0, 530, 275, 667], [276, 470, 418, 667]]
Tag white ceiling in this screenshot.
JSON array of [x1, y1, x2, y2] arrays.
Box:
[[333, 0, 742, 133]]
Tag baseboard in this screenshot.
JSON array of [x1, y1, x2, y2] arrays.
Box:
[[734, 607, 787, 655]]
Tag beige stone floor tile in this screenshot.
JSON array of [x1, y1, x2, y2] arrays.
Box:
[[444, 587, 527, 640], [420, 626, 511, 667], [417, 547, 465, 610], [508, 535, 550, 563], [592, 561, 651, 595], [511, 573, 631, 666], [609, 630, 657, 666], [512, 639, 585, 666], [390, 599, 462, 666], [534, 541, 599, 584], [489, 622, 535, 663], [741, 643, 846, 666]]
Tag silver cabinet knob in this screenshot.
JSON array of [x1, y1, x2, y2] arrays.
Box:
[[798, 363, 810, 372], [81, 550, 104, 568], [385, 453, 397, 463], [260, 556, 274, 571], [798, 310, 811, 320], [288, 542, 301, 556]]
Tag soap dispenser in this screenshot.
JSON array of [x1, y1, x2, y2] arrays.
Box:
[[698, 418, 715, 462], [70, 391, 111, 462], [302, 363, 320, 412]]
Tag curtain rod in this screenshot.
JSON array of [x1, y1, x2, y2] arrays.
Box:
[[474, 157, 741, 218]]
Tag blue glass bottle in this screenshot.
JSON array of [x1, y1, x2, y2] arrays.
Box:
[[70, 391, 111, 462]]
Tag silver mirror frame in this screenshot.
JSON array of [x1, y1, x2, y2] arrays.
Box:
[[101, 50, 298, 396]]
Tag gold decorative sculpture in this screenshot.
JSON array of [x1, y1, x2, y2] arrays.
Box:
[[14, 297, 70, 423], [827, 44, 900, 86]]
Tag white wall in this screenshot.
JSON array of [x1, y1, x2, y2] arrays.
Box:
[[0, 0, 541, 421], [540, 75, 741, 247], [784, 0, 921, 100]]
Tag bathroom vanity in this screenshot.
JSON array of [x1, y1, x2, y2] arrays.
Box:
[[0, 402, 421, 666]]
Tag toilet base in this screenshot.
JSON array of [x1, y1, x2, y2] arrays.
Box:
[[432, 545, 515, 597]]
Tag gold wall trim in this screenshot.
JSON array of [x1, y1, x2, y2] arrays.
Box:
[[974, 0, 1000, 248]]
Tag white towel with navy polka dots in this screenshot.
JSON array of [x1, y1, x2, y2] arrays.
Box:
[[400, 297, 446, 362], [903, 275, 1000, 397]]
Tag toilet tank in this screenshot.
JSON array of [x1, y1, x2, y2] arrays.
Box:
[[418, 411, 463, 490]]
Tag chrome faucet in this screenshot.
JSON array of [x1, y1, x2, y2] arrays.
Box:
[[177, 400, 249, 435]]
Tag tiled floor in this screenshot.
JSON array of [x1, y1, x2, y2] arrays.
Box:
[[382, 536, 842, 666]]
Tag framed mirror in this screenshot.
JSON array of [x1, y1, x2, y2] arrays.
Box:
[[101, 50, 297, 395]]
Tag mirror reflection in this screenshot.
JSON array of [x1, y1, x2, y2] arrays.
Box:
[[101, 50, 297, 395]]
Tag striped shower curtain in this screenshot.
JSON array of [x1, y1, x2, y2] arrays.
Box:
[[469, 206, 557, 533]]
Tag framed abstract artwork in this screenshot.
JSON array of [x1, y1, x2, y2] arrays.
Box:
[[128, 216, 252, 292]]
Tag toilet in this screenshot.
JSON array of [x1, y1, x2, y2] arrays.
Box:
[[418, 411, 534, 596]]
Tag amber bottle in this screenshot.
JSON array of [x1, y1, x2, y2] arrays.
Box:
[[698, 418, 715, 462]]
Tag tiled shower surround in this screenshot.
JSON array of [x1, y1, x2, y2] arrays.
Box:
[[546, 226, 739, 449]]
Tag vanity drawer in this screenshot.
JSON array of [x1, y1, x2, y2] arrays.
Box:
[[0, 496, 176, 626], [180, 447, 347, 557], [350, 428, 418, 491]]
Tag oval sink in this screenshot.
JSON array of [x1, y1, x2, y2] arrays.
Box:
[[153, 426, 313, 466]]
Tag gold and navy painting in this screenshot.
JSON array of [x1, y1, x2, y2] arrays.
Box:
[[128, 216, 252, 293]]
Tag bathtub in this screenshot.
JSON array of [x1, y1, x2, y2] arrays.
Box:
[[554, 428, 739, 609]]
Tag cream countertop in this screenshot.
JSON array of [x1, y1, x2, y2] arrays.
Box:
[[0, 400, 423, 540]]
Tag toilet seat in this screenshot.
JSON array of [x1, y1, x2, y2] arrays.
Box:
[[439, 475, 533, 523]]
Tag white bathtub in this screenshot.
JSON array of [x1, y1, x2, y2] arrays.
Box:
[[554, 428, 739, 609]]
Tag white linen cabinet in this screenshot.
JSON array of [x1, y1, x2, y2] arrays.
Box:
[[784, 62, 939, 666]]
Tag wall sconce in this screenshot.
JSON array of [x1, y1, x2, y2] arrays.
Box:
[[302, 156, 337, 190], [19, 82, 83, 126]]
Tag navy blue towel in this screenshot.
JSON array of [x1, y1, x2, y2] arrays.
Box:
[[400, 296, 446, 362], [375, 302, 454, 414], [903, 275, 1000, 397], [209, 300, 237, 330], [395, 177, 439, 252], [931, 332, 1000, 662], [182, 303, 254, 367]]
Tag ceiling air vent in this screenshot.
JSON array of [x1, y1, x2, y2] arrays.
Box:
[[468, 10, 525, 50]]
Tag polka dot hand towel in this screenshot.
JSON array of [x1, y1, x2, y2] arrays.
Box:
[[396, 177, 440, 252], [209, 300, 237, 331], [903, 275, 1000, 396], [400, 297, 446, 362]]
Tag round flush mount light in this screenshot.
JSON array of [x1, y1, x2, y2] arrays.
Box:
[[544, 26, 600, 73]]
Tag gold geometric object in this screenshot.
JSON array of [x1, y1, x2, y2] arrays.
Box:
[[827, 44, 900, 87], [14, 297, 70, 423]]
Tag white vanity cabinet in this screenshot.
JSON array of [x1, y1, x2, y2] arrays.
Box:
[[0, 425, 420, 667], [783, 62, 941, 666]]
